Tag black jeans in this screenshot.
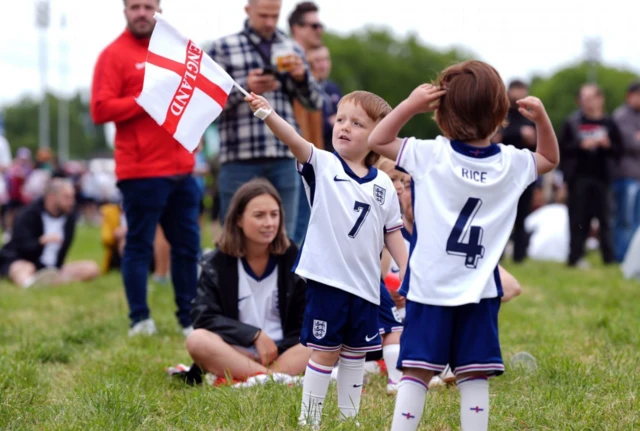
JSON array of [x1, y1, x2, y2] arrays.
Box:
[[567, 177, 614, 265]]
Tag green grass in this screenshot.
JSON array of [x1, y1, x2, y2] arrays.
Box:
[[1, 226, 639, 430]]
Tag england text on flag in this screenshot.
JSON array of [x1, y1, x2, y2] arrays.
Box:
[[136, 13, 235, 152]]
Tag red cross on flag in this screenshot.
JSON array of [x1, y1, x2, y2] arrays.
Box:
[[136, 13, 236, 152]]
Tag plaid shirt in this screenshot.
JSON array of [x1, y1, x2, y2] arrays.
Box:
[[208, 21, 323, 163]]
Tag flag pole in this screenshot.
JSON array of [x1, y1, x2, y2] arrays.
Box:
[[233, 81, 271, 119], [233, 81, 250, 98]]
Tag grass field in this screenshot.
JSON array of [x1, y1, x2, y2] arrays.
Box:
[[1, 225, 639, 430]]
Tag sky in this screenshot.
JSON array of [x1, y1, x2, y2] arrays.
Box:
[[0, 0, 638, 108]]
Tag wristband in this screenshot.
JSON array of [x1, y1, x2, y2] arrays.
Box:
[[254, 107, 272, 120]]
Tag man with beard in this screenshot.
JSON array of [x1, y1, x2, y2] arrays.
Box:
[[90, 0, 201, 337], [500, 80, 537, 263], [0, 178, 100, 288]]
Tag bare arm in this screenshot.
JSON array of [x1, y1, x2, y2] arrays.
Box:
[[369, 84, 447, 161], [516, 97, 560, 175], [498, 265, 522, 303], [368, 101, 412, 160], [384, 230, 407, 283], [380, 246, 392, 278], [245, 93, 312, 164]]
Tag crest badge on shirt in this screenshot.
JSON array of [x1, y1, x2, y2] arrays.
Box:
[[312, 319, 327, 339], [374, 185, 386, 205]]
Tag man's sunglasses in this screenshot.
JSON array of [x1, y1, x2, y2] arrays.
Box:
[[301, 22, 324, 30]]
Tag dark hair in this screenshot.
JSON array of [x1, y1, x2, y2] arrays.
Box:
[[434, 60, 510, 141], [627, 81, 640, 94], [508, 79, 528, 90], [338, 91, 392, 167], [217, 178, 290, 257], [288, 1, 318, 31]]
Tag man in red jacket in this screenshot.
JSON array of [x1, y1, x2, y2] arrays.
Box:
[[90, 0, 200, 337]]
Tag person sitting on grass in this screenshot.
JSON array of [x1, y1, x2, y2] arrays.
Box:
[[184, 179, 310, 384], [0, 178, 100, 288]]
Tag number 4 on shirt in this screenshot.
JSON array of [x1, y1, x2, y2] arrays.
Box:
[[446, 197, 485, 268]]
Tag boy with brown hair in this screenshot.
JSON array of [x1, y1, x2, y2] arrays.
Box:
[[246, 90, 408, 428], [369, 60, 559, 431]]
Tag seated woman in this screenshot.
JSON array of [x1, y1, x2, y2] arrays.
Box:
[[185, 178, 310, 382]]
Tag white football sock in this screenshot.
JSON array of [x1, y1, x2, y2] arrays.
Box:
[[299, 359, 333, 427], [383, 343, 402, 385], [390, 376, 428, 431], [458, 376, 489, 431], [336, 352, 366, 420]]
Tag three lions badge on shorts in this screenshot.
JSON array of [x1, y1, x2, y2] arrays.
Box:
[[313, 319, 327, 339]]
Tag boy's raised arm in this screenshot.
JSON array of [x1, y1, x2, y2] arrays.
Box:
[[516, 97, 560, 175], [369, 84, 446, 161]]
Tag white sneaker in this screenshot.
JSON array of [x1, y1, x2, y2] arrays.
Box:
[[428, 375, 445, 389], [440, 364, 456, 385], [386, 381, 400, 395], [298, 417, 320, 430], [128, 318, 157, 337], [182, 325, 194, 337], [576, 259, 591, 270], [23, 268, 60, 288], [363, 360, 380, 375]]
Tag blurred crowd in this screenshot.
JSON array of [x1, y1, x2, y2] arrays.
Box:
[[497, 80, 640, 272], [0, 144, 119, 242], [0, 1, 638, 307]]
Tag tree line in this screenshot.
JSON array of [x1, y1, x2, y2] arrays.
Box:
[[1, 28, 637, 160]]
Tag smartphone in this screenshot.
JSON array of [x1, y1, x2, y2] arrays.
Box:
[[261, 65, 277, 76]]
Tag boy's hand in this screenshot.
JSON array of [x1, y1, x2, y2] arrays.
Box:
[[404, 84, 447, 114], [517, 96, 549, 123], [245, 92, 273, 114]]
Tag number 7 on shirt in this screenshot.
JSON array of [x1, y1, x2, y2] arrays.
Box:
[[348, 201, 371, 238]]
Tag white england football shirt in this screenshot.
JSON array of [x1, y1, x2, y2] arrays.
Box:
[[237, 258, 283, 342], [293, 147, 403, 305], [396, 136, 537, 306]]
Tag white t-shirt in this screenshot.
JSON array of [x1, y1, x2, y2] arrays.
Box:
[[396, 136, 537, 306], [525, 203, 569, 262], [237, 258, 283, 342], [40, 213, 67, 268], [293, 147, 403, 305]]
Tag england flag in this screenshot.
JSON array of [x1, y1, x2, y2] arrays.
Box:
[[136, 13, 235, 152]]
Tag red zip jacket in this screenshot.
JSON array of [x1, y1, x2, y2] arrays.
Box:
[[90, 29, 195, 181]]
